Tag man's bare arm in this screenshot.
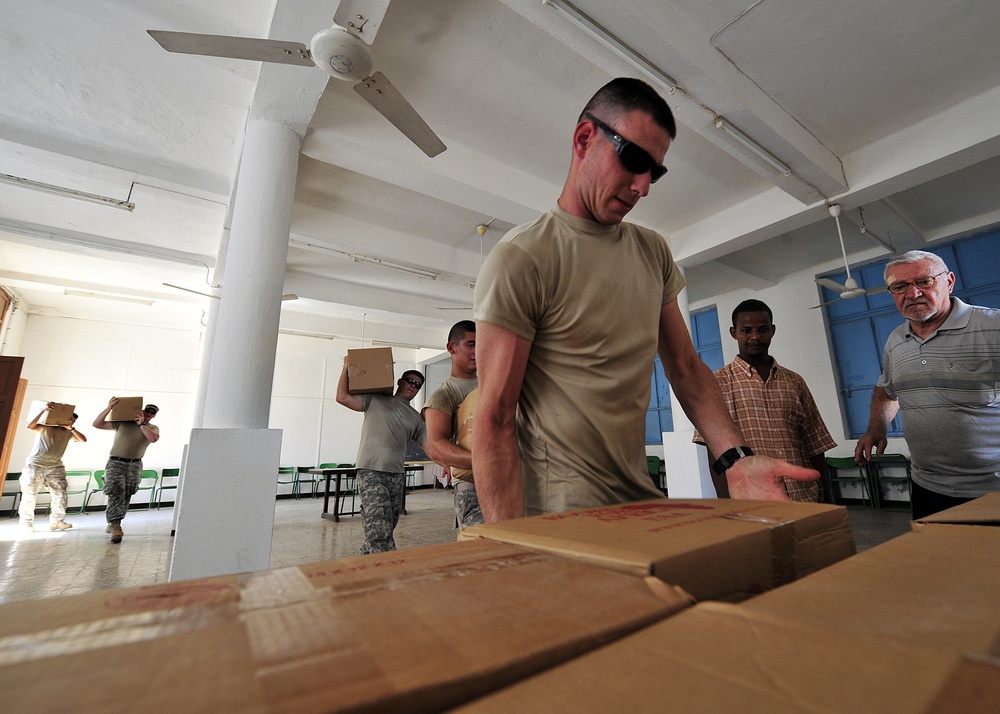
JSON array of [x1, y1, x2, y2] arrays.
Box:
[[423, 408, 472, 469], [92, 397, 117, 430], [335, 360, 365, 412], [472, 321, 531, 521], [855, 386, 898, 462]]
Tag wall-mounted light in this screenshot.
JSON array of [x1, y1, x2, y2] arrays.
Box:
[[543, 0, 677, 94], [0, 173, 135, 211], [714, 117, 791, 177]]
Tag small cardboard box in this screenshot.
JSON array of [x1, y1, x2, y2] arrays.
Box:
[[346, 347, 394, 394], [455, 386, 478, 450], [452, 387, 478, 482], [454, 602, 965, 713], [108, 396, 143, 421], [913, 492, 1000, 527], [39, 402, 75, 426], [0, 539, 692, 713], [460, 499, 856, 602], [742, 525, 1000, 656]]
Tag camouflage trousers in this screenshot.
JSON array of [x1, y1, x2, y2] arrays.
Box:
[[453, 481, 484, 530], [103, 459, 142, 523], [19, 463, 68, 524], [357, 469, 405, 555]]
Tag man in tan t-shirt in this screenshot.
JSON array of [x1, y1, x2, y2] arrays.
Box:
[[93, 397, 160, 543], [472, 77, 819, 521]]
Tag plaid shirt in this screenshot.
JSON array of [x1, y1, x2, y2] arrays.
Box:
[[694, 356, 837, 502]]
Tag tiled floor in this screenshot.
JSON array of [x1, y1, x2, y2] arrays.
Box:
[[0, 491, 913, 606]]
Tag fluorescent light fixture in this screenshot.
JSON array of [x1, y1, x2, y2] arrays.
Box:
[[64, 289, 153, 306], [348, 254, 438, 280], [714, 117, 792, 177], [370, 339, 428, 350], [543, 0, 677, 94], [0, 173, 134, 211]]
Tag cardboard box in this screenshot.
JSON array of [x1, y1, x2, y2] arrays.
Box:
[[913, 492, 1000, 527], [346, 347, 394, 394], [454, 603, 965, 713], [108, 395, 143, 421], [452, 387, 478, 482], [460, 499, 856, 602], [742, 526, 1000, 656], [39, 401, 75, 426], [0, 539, 692, 712]]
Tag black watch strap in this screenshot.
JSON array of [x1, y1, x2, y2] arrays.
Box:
[[712, 446, 755, 475]]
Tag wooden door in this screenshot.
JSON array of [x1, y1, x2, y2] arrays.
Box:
[[0, 357, 26, 494]]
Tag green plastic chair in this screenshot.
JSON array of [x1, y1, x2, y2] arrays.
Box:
[[3, 473, 21, 518], [868, 454, 912, 510], [57, 470, 93, 515], [826, 456, 872, 508], [277, 466, 298, 499], [296, 466, 320, 498], [133, 470, 158, 509], [83, 470, 106, 511], [154, 468, 181, 509], [646, 455, 664, 491]]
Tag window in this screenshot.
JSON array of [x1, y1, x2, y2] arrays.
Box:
[[646, 306, 724, 443], [824, 229, 1000, 438]]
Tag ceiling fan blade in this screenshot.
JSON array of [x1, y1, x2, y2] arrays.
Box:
[[354, 72, 447, 157], [865, 284, 889, 296], [816, 277, 847, 293], [147, 30, 313, 67], [810, 297, 844, 309], [334, 0, 391, 45]]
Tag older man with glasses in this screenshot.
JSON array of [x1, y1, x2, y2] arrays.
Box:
[[855, 249, 1000, 518], [337, 365, 429, 553], [92, 398, 160, 543], [472, 77, 818, 522]]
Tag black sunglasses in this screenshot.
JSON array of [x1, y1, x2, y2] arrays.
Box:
[[584, 113, 667, 183], [403, 377, 424, 389]]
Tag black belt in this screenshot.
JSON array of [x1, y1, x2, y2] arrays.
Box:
[[109, 456, 141, 463]]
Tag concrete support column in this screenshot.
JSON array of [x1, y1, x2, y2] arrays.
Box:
[[202, 119, 300, 428], [170, 120, 298, 580]]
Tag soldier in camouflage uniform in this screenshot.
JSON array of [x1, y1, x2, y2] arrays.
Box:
[[337, 364, 429, 554], [92, 398, 160, 543], [19, 402, 88, 532], [422, 320, 482, 530]]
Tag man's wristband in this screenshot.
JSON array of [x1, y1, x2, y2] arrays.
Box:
[[712, 446, 755, 475]]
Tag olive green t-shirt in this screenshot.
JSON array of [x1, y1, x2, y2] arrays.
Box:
[[111, 421, 159, 459], [474, 206, 685, 515], [423, 376, 478, 483]]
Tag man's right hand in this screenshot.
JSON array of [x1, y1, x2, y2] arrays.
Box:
[[854, 432, 887, 463], [725, 455, 819, 501], [107, 396, 119, 408]]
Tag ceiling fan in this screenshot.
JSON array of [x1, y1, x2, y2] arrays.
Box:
[[811, 204, 887, 309], [147, 0, 446, 158], [435, 221, 495, 310]]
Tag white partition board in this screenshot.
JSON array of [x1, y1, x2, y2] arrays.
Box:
[[169, 428, 282, 582]]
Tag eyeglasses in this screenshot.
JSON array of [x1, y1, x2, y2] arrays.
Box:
[[403, 377, 424, 389], [887, 270, 949, 295], [584, 113, 667, 183], [143, 409, 157, 415]]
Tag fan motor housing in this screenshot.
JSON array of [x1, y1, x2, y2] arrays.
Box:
[[310, 27, 374, 81]]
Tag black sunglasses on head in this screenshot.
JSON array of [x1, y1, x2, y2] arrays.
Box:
[[584, 113, 667, 183], [403, 377, 423, 389]]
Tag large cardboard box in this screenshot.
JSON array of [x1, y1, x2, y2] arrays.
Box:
[[460, 499, 856, 602], [0, 539, 691, 712], [454, 603, 966, 713], [913, 492, 1000, 527], [742, 526, 1000, 656], [108, 395, 143, 421], [346, 347, 395, 394], [39, 401, 75, 426], [451, 387, 478, 482]]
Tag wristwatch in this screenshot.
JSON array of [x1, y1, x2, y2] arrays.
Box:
[[712, 446, 755, 475]]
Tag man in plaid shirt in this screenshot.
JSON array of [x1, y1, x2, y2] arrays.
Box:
[[694, 300, 836, 502]]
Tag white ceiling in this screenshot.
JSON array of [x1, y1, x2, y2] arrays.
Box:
[[2, 0, 999, 346]]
